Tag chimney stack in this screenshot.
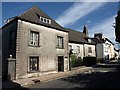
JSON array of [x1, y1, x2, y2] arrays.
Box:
[[83, 25, 88, 36], [94, 33, 103, 40]]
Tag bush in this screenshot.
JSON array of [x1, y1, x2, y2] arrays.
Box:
[[118, 57, 120, 60], [70, 54, 83, 68], [110, 57, 115, 60], [83, 57, 96, 66]]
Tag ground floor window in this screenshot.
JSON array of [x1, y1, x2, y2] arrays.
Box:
[[29, 56, 39, 71]]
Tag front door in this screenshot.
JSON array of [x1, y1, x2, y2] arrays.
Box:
[[58, 56, 64, 72]]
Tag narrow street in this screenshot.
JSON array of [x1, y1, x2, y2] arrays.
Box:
[[28, 61, 120, 89]]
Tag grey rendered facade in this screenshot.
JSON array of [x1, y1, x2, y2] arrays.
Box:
[[2, 6, 69, 80]]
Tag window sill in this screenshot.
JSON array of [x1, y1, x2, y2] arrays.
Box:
[[28, 44, 41, 47], [56, 47, 64, 49], [27, 70, 40, 73], [56, 48, 64, 49]]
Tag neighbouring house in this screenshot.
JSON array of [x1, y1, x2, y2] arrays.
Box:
[[91, 33, 114, 62], [2, 6, 69, 80], [118, 43, 120, 59], [67, 26, 96, 67], [114, 48, 119, 60]]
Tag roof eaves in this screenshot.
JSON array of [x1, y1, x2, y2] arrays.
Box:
[[17, 17, 68, 33], [1, 17, 18, 29], [105, 38, 114, 45]]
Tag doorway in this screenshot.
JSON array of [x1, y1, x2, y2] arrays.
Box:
[[58, 56, 64, 72]]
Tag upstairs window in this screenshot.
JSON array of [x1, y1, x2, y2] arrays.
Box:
[[88, 39, 91, 43], [29, 31, 39, 46], [88, 47, 92, 53], [57, 36, 64, 49], [40, 16, 51, 24], [105, 47, 108, 52]]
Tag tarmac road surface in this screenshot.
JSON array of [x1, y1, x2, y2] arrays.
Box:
[[28, 61, 120, 89]]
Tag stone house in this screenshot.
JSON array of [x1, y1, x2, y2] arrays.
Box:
[[2, 6, 69, 80], [91, 33, 114, 62]]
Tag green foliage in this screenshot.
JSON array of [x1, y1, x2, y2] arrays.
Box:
[[70, 54, 83, 68], [70, 54, 77, 61], [110, 57, 115, 60], [83, 57, 96, 66]]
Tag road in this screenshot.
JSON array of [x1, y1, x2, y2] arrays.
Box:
[[28, 61, 120, 89]]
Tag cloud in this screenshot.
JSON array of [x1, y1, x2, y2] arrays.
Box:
[[87, 20, 91, 23], [89, 15, 116, 44], [56, 2, 108, 27]]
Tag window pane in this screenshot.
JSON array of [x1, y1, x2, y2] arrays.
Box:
[[41, 17, 43, 21], [29, 57, 39, 71], [29, 31, 39, 46], [44, 18, 46, 23], [57, 36, 63, 48], [88, 47, 92, 53]]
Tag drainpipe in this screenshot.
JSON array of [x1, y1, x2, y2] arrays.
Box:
[[69, 55, 71, 71], [83, 44, 85, 57], [95, 44, 97, 59], [69, 49, 73, 71]]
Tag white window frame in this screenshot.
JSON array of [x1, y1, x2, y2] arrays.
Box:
[[88, 47, 92, 53], [29, 56, 39, 71], [40, 16, 51, 24], [57, 36, 64, 49], [88, 39, 91, 43], [29, 31, 39, 46]]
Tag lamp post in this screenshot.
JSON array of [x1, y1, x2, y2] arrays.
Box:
[[69, 49, 73, 71]]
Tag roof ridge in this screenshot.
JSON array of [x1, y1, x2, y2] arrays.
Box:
[[18, 6, 39, 17], [66, 28, 83, 33]]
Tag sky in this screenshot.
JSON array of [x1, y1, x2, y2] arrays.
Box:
[[1, 1, 119, 48]]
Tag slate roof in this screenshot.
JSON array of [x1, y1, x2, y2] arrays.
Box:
[[66, 28, 96, 45], [105, 38, 114, 45], [3, 6, 67, 32], [91, 38, 114, 45], [91, 38, 104, 44]]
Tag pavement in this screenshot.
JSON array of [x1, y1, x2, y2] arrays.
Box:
[[2, 65, 95, 88]]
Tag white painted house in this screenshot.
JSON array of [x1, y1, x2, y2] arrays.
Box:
[[91, 33, 114, 62], [67, 26, 96, 60]]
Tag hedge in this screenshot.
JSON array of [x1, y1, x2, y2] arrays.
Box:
[[70, 54, 83, 68], [83, 57, 96, 66]]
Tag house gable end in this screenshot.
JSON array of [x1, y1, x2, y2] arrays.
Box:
[[18, 6, 65, 32]]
